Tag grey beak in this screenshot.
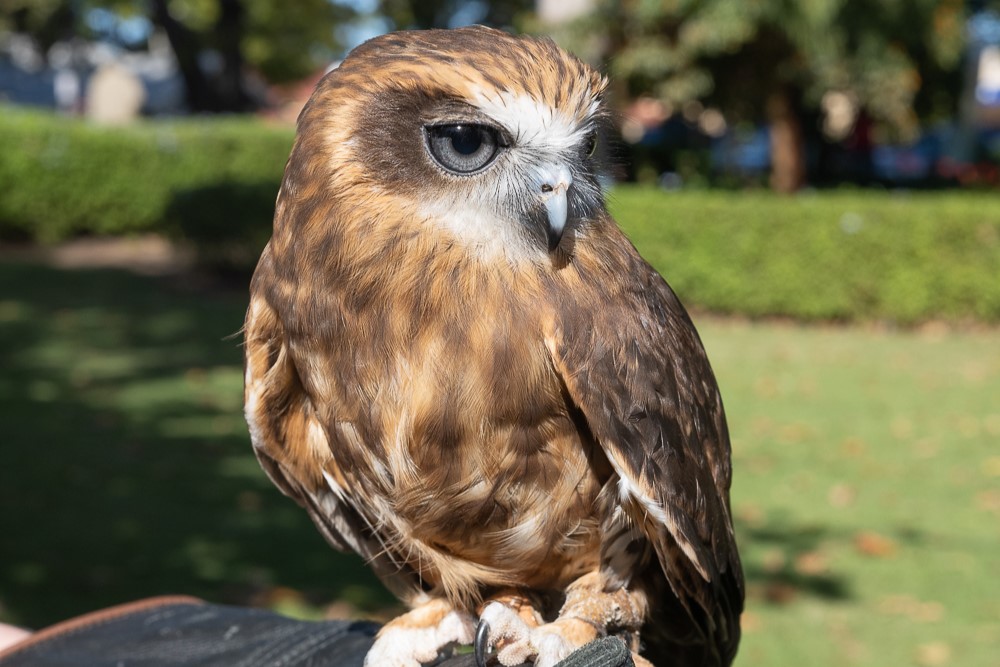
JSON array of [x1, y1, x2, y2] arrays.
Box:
[[538, 164, 572, 252], [543, 187, 568, 252]]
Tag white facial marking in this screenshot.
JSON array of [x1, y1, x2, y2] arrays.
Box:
[[415, 196, 526, 260], [472, 89, 595, 153]]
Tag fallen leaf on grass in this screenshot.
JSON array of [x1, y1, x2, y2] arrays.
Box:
[[961, 361, 989, 383], [735, 503, 764, 527], [913, 438, 940, 460], [914, 641, 951, 666], [778, 422, 815, 445], [184, 367, 207, 384], [839, 436, 867, 458], [763, 582, 797, 604], [853, 531, 898, 558], [957, 415, 981, 438], [975, 490, 1000, 515], [890, 416, 913, 440], [877, 595, 944, 622], [828, 482, 856, 508], [753, 376, 779, 398], [750, 416, 774, 437], [794, 550, 828, 576], [982, 456, 1000, 477], [740, 611, 762, 632], [237, 490, 262, 512], [796, 377, 817, 396], [760, 548, 786, 573], [827, 618, 868, 663]]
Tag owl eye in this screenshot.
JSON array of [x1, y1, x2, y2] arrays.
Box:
[[424, 124, 503, 175]]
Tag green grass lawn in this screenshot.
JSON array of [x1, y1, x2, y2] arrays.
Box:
[[0, 260, 997, 666], [705, 321, 1000, 666]]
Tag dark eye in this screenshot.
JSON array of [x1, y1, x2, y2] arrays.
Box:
[[424, 124, 503, 175], [584, 131, 598, 157]]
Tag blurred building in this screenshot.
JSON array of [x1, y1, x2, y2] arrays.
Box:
[[0, 30, 185, 118], [537, 0, 592, 24]]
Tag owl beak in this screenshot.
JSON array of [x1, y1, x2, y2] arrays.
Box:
[[538, 165, 573, 252]]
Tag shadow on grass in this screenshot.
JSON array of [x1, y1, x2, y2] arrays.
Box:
[[737, 521, 852, 604], [2, 260, 867, 629], [0, 262, 394, 628]]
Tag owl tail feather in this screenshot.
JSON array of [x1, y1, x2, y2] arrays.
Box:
[[379, 525, 518, 611]]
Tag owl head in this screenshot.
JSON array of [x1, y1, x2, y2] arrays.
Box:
[[277, 26, 609, 263]]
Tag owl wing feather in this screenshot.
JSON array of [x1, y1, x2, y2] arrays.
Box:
[[545, 245, 744, 664], [244, 271, 362, 555], [243, 249, 426, 601]]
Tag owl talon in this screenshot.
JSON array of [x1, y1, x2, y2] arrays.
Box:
[[474, 619, 493, 667]]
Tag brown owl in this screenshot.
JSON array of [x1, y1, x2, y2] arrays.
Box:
[[244, 25, 743, 667]]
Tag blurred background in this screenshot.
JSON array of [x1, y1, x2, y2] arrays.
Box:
[[0, 1, 998, 666]]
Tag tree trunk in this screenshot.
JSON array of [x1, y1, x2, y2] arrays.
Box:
[[215, 0, 254, 112], [151, 0, 211, 111], [767, 87, 806, 193], [150, 0, 255, 113]]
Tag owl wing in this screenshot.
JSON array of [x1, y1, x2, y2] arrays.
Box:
[[243, 260, 361, 555], [545, 251, 744, 664], [243, 246, 423, 601]]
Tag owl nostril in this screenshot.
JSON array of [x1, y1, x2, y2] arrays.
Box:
[[540, 183, 554, 193]]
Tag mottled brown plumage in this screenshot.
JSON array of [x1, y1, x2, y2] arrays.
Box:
[[244, 25, 742, 667]]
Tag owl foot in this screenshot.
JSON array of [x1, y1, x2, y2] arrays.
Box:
[[365, 598, 476, 667], [475, 572, 650, 667], [476, 601, 600, 667]]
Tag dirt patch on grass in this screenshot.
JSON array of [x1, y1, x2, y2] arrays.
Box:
[[0, 236, 196, 276]]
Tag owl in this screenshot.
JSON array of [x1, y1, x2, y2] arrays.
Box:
[[244, 26, 743, 667]]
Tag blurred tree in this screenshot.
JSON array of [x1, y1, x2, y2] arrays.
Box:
[[0, 0, 77, 53], [377, 0, 532, 30], [552, 0, 967, 191], [0, 0, 353, 112]]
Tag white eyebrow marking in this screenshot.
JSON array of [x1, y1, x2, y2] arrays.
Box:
[[470, 88, 597, 154]]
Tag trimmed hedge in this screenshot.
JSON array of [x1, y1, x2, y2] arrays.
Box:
[[2, 107, 998, 323], [0, 105, 292, 262], [611, 187, 1000, 324]]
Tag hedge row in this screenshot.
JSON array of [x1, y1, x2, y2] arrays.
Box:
[[2, 107, 998, 323], [611, 187, 1000, 324], [0, 106, 292, 263]]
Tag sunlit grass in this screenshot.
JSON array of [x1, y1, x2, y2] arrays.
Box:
[[702, 320, 1000, 667], [0, 261, 997, 666]]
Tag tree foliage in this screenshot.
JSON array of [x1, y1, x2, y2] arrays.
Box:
[[557, 0, 968, 139], [0, 0, 76, 52], [376, 0, 532, 31]]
